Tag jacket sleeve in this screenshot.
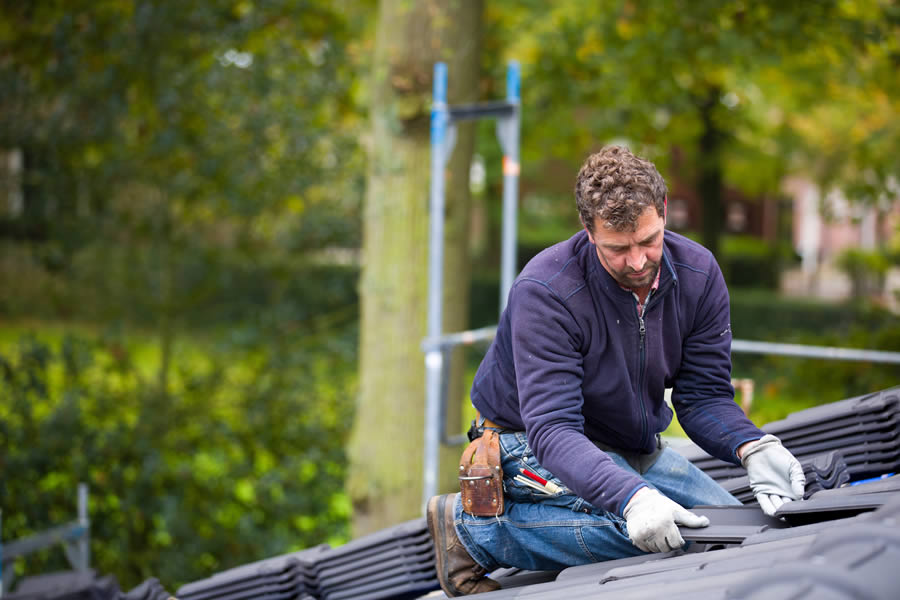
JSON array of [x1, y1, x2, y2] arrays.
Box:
[[671, 257, 764, 464], [509, 279, 649, 515]]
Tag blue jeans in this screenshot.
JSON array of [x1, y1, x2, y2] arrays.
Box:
[[455, 431, 740, 572]]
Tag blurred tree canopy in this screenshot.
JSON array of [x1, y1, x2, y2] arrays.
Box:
[[481, 0, 900, 256], [0, 0, 366, 338]]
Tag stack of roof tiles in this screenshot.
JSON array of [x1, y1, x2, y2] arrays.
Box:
[[315, 518, 437, 600], [176, 520, 439, 600], [676, 386, 900, 488], [716, 449, 852, 503], [176, 545, 326, 600], [802, 450, 851, 498]]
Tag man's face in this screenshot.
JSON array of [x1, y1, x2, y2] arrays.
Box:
[[586, 206, 665, 292]]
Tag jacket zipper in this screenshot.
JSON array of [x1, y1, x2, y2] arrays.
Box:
[[637, 307, 648, 450], [633, 258, 675, 451], [635, 272, 675, 451]]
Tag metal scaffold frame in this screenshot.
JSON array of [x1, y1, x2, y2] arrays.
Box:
[[0, 483, 90, 595], [422, 61, 521, 509]]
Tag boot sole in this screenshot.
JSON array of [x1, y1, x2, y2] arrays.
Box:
[[426, 494, 461, 597]]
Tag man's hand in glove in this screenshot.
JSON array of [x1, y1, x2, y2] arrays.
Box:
[[739, 434, 806, 517], [622, 487, 710, 553]]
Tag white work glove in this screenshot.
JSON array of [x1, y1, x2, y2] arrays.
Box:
[[623, 487, 710, 553], [740, 434, 806, 517]]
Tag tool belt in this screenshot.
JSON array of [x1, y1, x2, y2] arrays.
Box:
[[458, 427, 504, 516], [466, 414, 507, 442]]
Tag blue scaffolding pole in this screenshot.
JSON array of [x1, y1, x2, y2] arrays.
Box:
[[423, 61, 521, 509]]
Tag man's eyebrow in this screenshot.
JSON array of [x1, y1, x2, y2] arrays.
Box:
[[601, 228, 662, 249], [601, 241, 629, 250], [639, 229, 662, 244]]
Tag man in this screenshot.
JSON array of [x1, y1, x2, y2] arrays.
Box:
[[425, 146, 806, 597]]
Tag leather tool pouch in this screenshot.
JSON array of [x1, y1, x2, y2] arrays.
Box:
[[459, 429, 504, 516]]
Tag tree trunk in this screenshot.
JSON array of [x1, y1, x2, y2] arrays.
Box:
[[348, 0, 483, 537], [437, 8, 483, 495], [698, 87, 723, 259]]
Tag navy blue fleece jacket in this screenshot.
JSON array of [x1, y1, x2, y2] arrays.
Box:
[[470, 230, 765, 516]]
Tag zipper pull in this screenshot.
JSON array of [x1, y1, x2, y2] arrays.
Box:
[[639, 316, 646, 340]]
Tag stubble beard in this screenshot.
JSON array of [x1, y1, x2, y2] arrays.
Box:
[[615, 262, 659, 292]]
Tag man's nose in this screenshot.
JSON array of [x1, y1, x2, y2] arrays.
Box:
[[626, 248, 647, 271]]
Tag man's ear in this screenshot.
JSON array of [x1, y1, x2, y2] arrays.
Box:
[[663, 195, 668, 224]]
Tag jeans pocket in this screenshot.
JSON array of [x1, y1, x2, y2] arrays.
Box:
[[499, 432, 575, 505], [500, 432, 539, 503]]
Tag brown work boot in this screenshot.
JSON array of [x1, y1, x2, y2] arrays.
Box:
[[426, 493, 501, 597]]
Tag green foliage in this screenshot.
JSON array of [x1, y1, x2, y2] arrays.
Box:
[[725, 289, 900, 425], [719, 234, 797, 290], [0, 0, 363, 209], [0, 3, 369, 586], [0, 0, 365, 328], [835, 247, 892, 300], [776, 321, 900, 402], [0, 328, 356, 590], [729, 289, 897, 342], [469, 271, 503, 329]]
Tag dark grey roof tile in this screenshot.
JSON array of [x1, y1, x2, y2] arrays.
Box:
[[176, 545, 327, 599], [774, 491, 898, 524]]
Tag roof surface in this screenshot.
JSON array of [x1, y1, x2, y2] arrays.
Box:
[[174, 385, 900, 600]]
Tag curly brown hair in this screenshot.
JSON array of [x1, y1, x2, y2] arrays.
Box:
[[575, 146, 667, 233]]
